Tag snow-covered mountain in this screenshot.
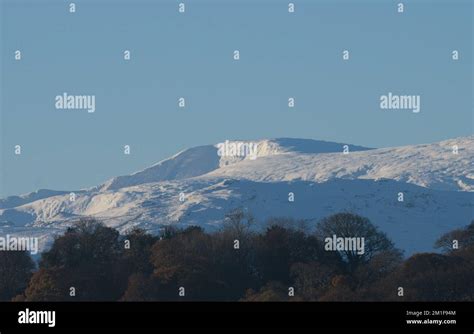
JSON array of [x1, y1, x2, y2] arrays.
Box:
[[0, 137, 472, 255], [98, 138, 371, 191]]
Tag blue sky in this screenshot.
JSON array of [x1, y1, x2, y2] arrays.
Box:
[[1, 0, 472, 196]]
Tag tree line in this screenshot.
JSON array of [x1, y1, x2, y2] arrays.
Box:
[[1, 211, 473, 301]]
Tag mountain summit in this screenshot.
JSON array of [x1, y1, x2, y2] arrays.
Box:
[[0, 136, 472, 255], [99, 138, 371, 191]]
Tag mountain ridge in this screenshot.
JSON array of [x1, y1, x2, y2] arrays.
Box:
[[0, 136, 472, 255]]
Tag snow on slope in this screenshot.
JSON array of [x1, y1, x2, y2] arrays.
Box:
[[98, 138, 371, 191], [0, 189, 70, 210], [0, 136, 472, 255], [206, 136, 474, 192], [1, 178, 472, 255]]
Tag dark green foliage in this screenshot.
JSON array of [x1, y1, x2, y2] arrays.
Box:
[[0, 251, 35, 300], [368, 252, 474, 301], [435, 220, 474, 253], [10, 215, 474, 302]]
